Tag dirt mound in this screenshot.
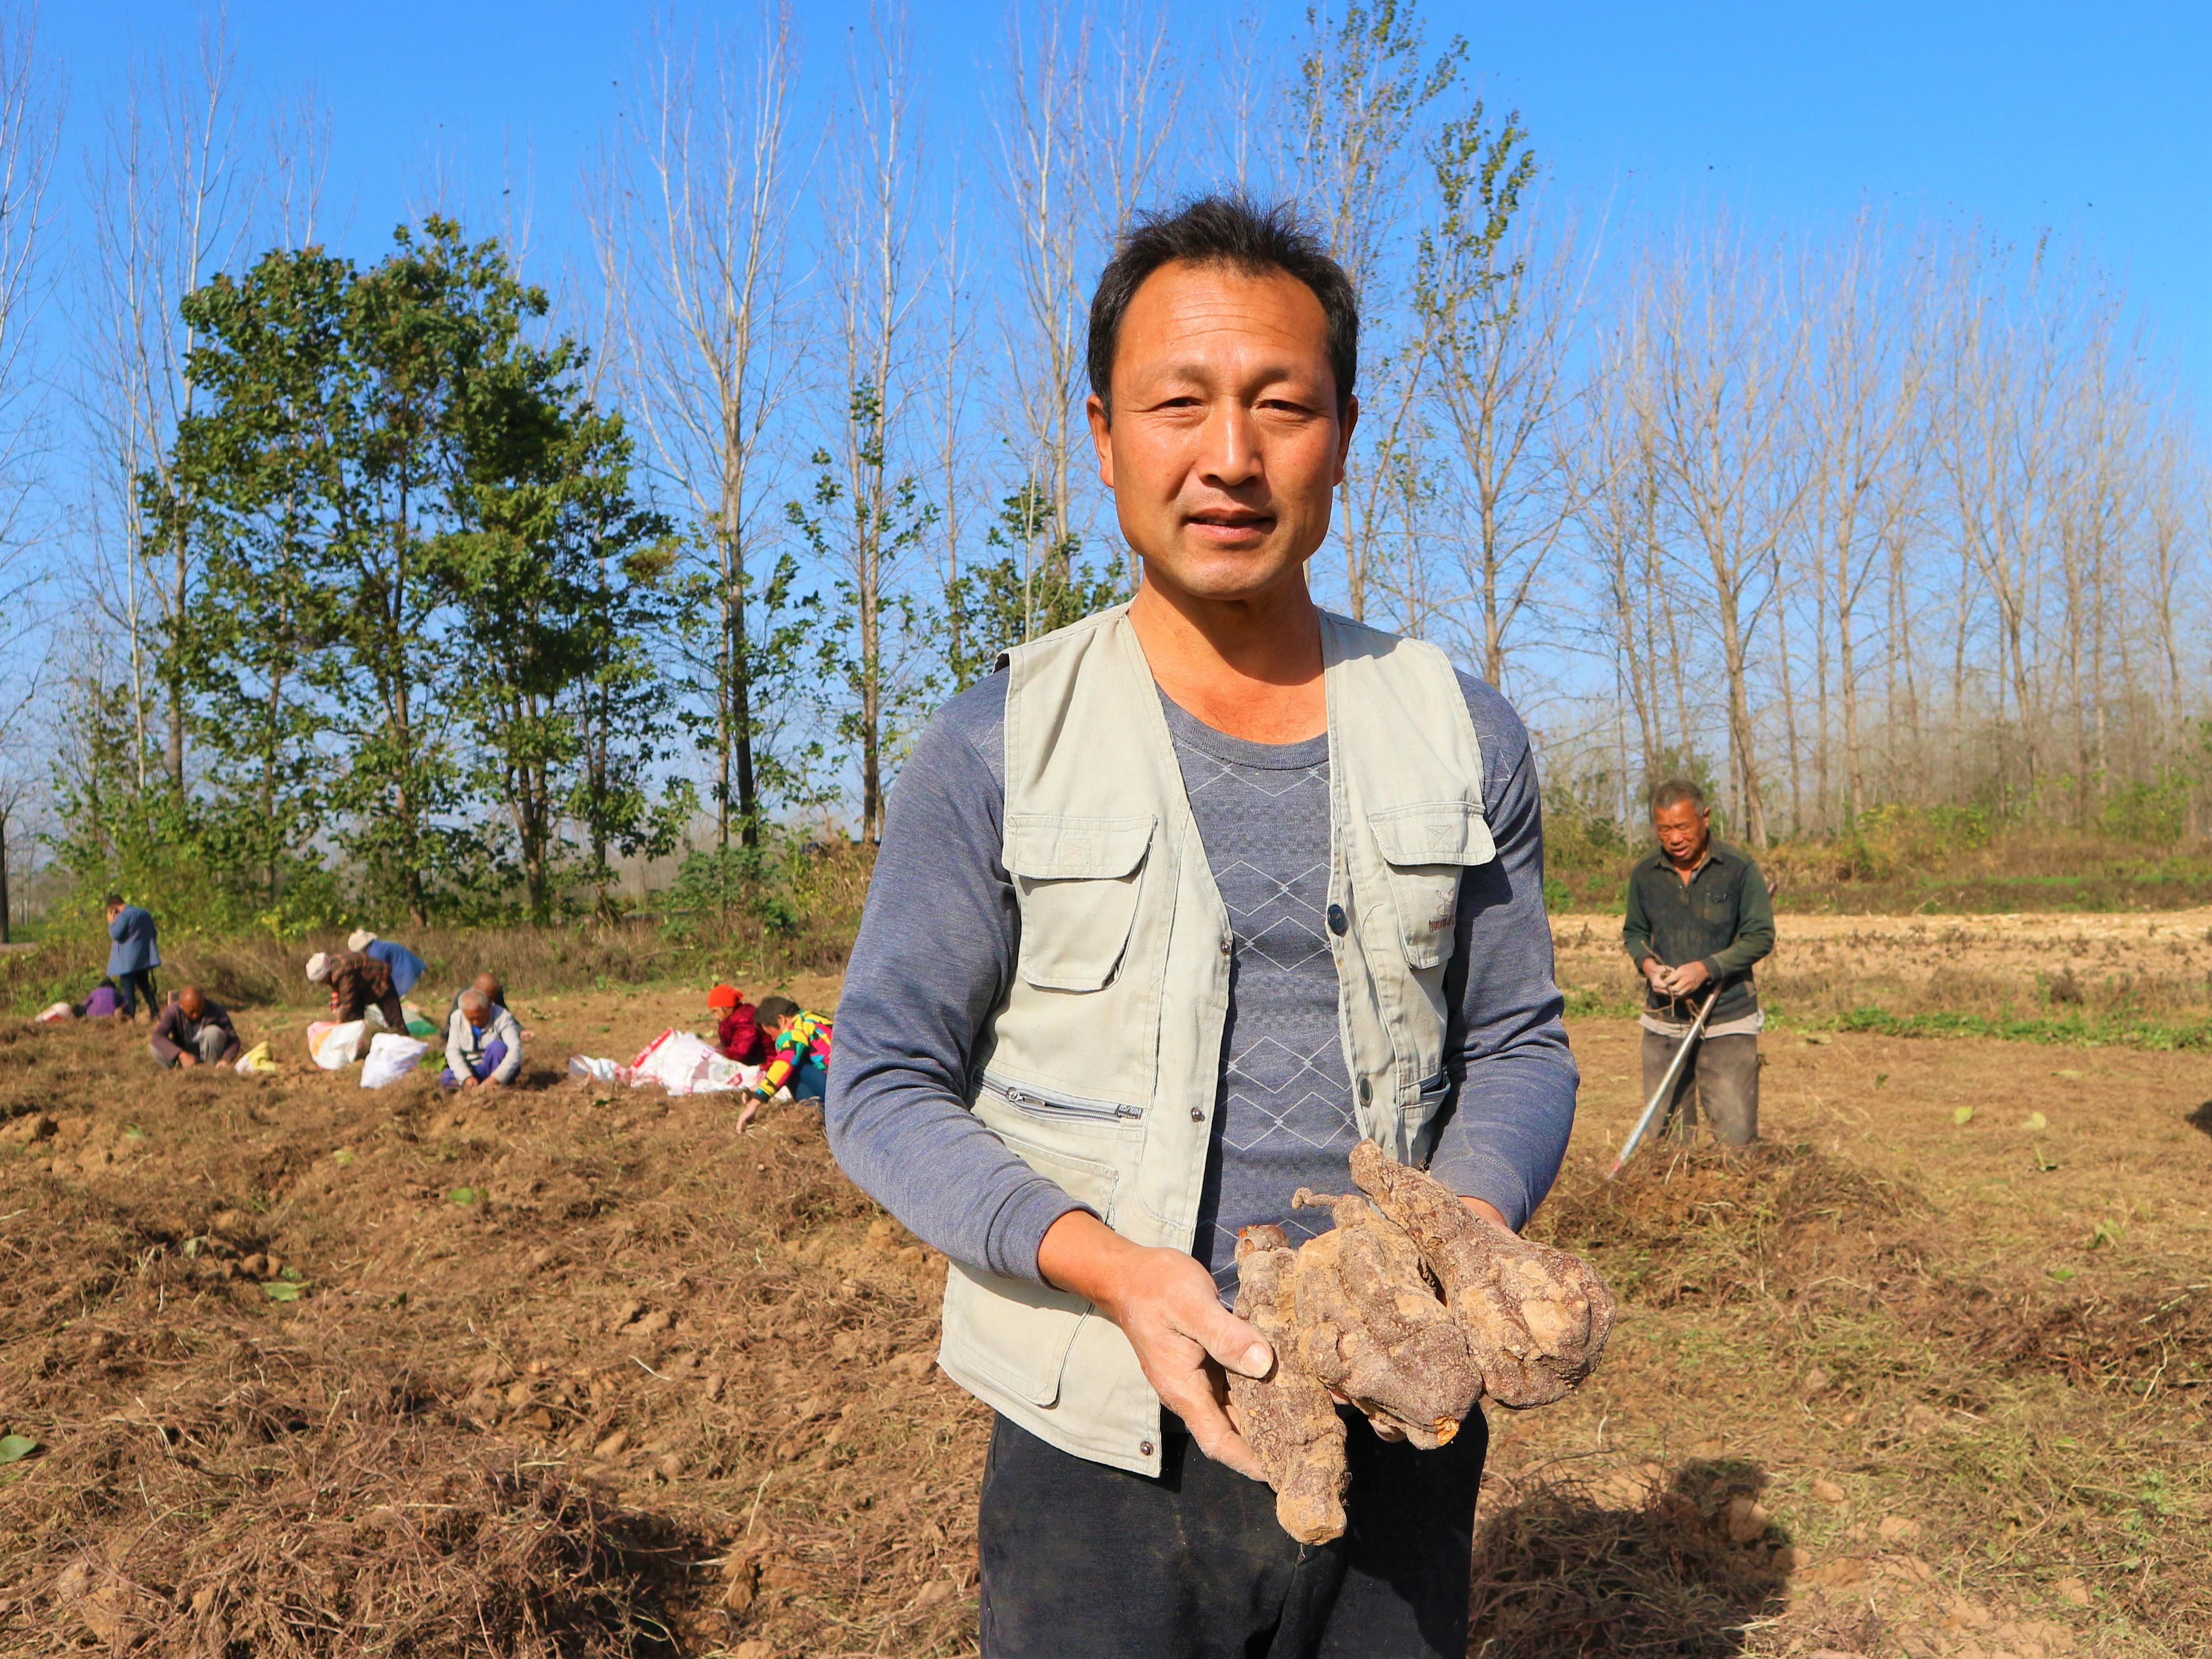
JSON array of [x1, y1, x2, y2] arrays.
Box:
[[1531, 1140, 1927, 1312]]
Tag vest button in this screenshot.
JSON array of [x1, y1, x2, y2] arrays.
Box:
[[1327, 903, 1348, 936], [1358, 1077, 1372, 1106], [1190, 1107, 1203, 1122], [1140, 1439, 1154, 1456], [1219, 934, 1232, 955]]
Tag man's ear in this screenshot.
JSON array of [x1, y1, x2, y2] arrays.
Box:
[[1333, 394, 1361, 486], [1086, 392, 1115, 489]]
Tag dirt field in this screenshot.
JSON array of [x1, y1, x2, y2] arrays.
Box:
[[1556, 908, 2212, 1040], [2, 943, 2208, 1656]]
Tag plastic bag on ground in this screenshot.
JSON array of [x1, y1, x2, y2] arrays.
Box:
[[235, 1041, 278, 1075], [360, 1032, 430, 1088], [35, 1001, 71, 1023], [308, 1020, 367, 1070], [629, 1028, 754, 1095], [568, 1055, 625, 1085]]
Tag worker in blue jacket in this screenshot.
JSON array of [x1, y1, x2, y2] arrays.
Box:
[[104, 894, 162, 1020], [348, 930, 426, 997]]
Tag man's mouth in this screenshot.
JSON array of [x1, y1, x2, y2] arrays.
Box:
[[1187, 509, 1273, 536]]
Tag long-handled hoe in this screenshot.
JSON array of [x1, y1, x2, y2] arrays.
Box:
[[1609, 987, 1720, 1179]]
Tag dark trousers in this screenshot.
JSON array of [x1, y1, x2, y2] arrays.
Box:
[[978, 1407, 1487, 1659], [1641, 1027, 1759, 1145], [341, 990, 410, 1032], [115, 970, 158, 1019]]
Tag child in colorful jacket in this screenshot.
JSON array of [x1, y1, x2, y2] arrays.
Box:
[[751, 997, 831, 1101]]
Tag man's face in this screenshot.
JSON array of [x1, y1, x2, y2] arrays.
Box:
[[1087, 260, 1356, 604], [1653, 801, 1711, 867]]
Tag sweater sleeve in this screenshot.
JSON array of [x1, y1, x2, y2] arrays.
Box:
[[443, 1009, 472, 1080], [1706, 860, 1776, 977], [823, 678, 1091, 1285], [1622, 862, 1655, 966], [1424, 676, 1580, 1231], [489, 1009, 524, 1083], [149, 1006, 184, 1063]]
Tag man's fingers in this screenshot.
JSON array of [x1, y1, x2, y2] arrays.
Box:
[[1172, 1386, 1267, 1481], [1184, 1300, 1273, 1381]]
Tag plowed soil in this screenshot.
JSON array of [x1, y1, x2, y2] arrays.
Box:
[[3, 945, 2208, 1657]]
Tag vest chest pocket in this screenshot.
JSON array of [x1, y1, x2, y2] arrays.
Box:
[[1368, 801, 1497, 970], [1004, 813, 1156, 992]]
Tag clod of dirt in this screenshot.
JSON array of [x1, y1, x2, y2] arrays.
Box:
[[1811, 1478, 1846, 1503], [0, 1113, 55, 1144], [1227, 1224, 1349, 1545], [1724, 1494, 1771, 1543]]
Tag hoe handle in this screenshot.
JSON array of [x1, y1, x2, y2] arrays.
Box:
[[1609, 988, 1721, 1179]]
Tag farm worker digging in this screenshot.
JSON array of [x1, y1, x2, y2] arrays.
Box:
[[304, 948, 408, 1033], [103, 893, 162, 1020], [149, 985, 241, 1070], [348, 929, 427, 997], [441, 987, 522, 1089], [1622, 776, 1776, 1145], [827, 195, 1578, 1659]]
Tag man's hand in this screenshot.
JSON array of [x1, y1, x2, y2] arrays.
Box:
[[459, 1075, 479, 1090], [1640, 957, 1670, 992], [1036, 1209, 1273, 1480], [176, 1052, 197, 1069], [1662, 960, 1712, 997], [483, 1076, 504, 1090]]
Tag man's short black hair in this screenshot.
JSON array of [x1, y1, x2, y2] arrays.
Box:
[[104, 892, 124, 908], [1650, 777, 1708, 816], [756, 995, 801, 1028], [1087, 193, 1358, 422]]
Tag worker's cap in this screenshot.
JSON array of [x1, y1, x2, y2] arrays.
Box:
[[706, 984, 742, 1009], [305, 953, 333, 983], [346, 929, 377, 953]]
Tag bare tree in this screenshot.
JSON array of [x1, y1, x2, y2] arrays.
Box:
[[1286, 0, 1464, 621], [0, 5, 57, 701], [594, 6, 802, 853], [801, 5, 933, 843], [1645, 225, 1808, 848]]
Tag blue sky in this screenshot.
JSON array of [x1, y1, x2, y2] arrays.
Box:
[[41, 1, 2212, 403]]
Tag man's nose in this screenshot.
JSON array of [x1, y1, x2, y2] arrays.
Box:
[[1197, 400, 1262, 486]]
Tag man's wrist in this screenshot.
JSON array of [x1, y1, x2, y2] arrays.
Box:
[[1036, 1208, 1140, 1315]]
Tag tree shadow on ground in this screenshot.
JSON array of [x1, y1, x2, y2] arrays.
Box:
[[1468, 1458, 1847, 1658], [2187, 1101, 2212, 1140]]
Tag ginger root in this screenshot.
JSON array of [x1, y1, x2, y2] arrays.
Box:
[[1347, 1139, 1614, 1407], [1229, 1142, 1615, 1540], [1286, 1189, 1480, 1450], [1228, 1225, 1349, 1544]]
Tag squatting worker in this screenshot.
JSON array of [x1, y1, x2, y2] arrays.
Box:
[[826, 196, 1578, 1659], [149, 985, 242, 1070], [1622, 777, 1776, 1146]]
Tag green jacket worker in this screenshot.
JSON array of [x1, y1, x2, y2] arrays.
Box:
[[1621, 777, 1776, 1146]]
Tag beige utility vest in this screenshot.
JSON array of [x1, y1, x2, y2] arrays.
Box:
[[934, 603, 1493, 1476]]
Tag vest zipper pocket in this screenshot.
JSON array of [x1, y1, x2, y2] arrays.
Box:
[[984, 1071, 1145, 1123]]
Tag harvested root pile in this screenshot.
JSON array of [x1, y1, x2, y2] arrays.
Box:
[[1230, 1140, 1615, 1543]]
